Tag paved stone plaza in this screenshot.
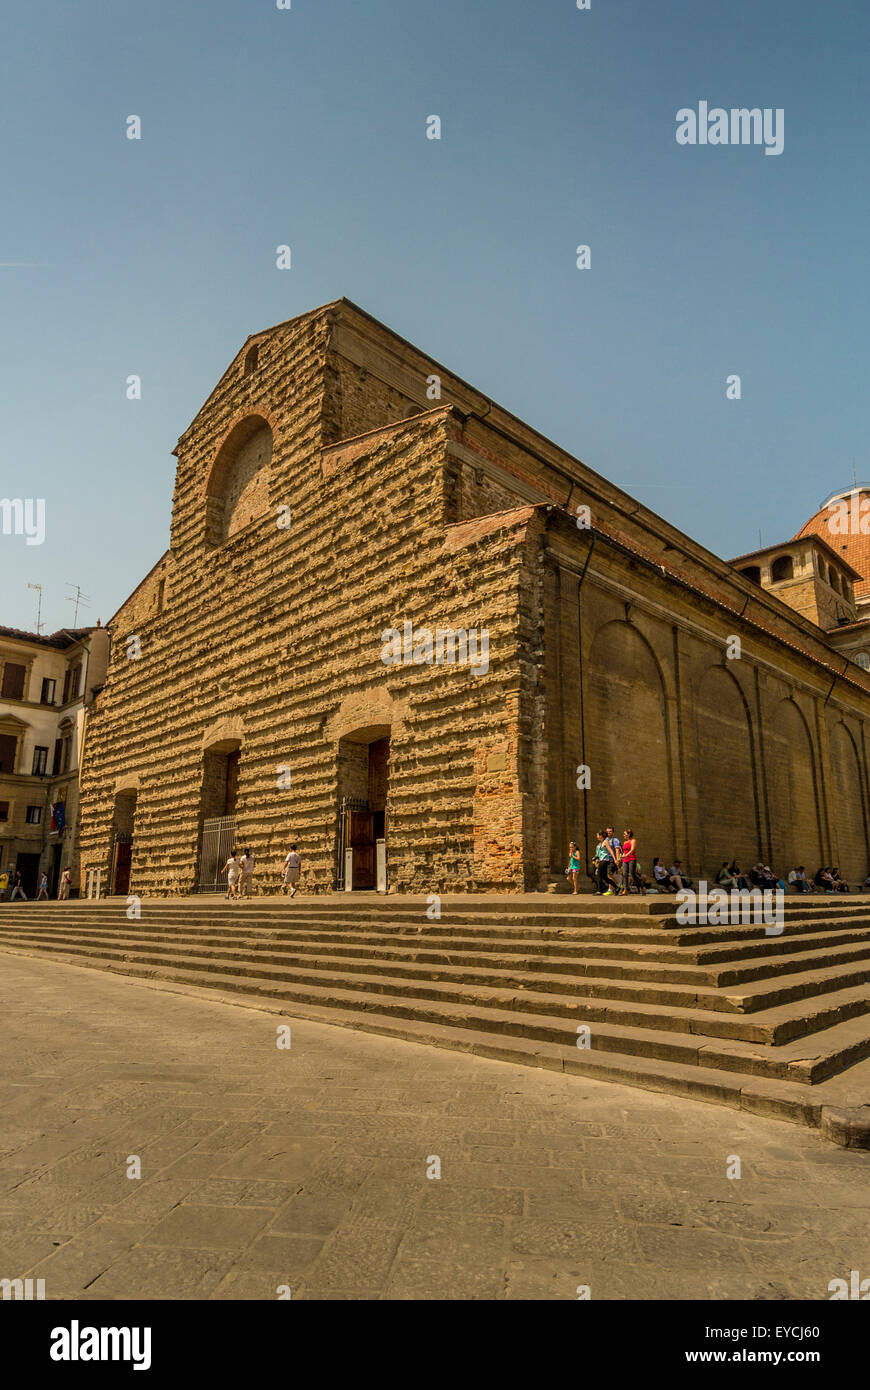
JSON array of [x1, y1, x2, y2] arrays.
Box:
[[0, 951, 867, 1301]]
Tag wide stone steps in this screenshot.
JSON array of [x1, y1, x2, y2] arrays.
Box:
[[6, 923, 870, 1022], [3, 944, 867, 1089], [8, 904, 870, 955], [5, 911, 870, 977], [3, 897, 870, 1140], [3, 920, 870, 1063]]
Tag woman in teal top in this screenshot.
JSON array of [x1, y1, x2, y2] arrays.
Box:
[[567, 840, 583, 894]]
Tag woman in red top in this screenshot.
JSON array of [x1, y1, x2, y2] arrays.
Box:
[[620, 829, 645, 896]]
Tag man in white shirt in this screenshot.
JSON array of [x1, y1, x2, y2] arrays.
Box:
[[239, 848, 255, 897]]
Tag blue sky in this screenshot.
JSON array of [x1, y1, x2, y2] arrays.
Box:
[[2, 0, 868, 632]]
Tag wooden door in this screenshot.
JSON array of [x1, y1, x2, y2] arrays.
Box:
[[349, 810, 375, 889], [113, 841, 133, 896]]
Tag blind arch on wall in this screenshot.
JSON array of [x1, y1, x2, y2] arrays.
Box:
[[204, 415, 273, 547], [694, 664, 760, 873], [585, 619, 674, 870]]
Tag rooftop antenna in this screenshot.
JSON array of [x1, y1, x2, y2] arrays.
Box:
[[26, 582, 44, 634], [65, 582, 91, 626], [758, 528, 763, 549]]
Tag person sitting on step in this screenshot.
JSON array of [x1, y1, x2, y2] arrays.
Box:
[[668, 860, 693, 891], [652, 857, 674, 891]]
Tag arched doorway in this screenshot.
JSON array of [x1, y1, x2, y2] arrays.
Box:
[[196, 736, 241, 892], [336, 726, 390, 889], [110, 789, 138, 895]]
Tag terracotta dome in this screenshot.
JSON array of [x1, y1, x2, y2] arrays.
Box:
[[794, 486, 870, 600]]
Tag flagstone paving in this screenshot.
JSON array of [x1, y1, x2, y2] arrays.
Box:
[[0, 951, 867, 1301]]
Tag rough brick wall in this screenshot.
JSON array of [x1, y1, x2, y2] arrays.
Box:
[[79, 305, 535, 895]]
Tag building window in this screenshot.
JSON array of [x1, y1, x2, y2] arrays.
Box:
[[830, 570, 841, 594], [62, 665, 82, 703], [740, 565, 761, 584], [1, 662, 26, 700], [243, 344, 259, 376], [40, 677, 56, 705], [855, 652, 870, 670], [61, 736, 72, 773], [31, 745, 48, 776], [770, 555, 794, 583], [25, 805, 41, 825], [52, 739, 62, 775], [156, 578, 166, 613], [0, 802, 9, 822], [0, 734, 17, 774]]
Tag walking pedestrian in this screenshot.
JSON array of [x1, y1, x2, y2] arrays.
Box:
[[593, 831, 616, 895], [58, 867, 71, 900], [36, 872, 49, 901], [222, 850, 241, 900], [282, 844, 302, 897], [605, 827, 623, 868], [10, 871, 28, 902], [239, 848, 255, 898]]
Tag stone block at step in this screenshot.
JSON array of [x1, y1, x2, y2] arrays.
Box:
[[820, 1105, 870, 1149]]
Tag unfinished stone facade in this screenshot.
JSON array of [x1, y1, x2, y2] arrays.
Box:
[[78, 299, 870, 895]]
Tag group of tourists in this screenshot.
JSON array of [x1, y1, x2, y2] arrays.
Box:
[[0, 867, 72, 902], [221, 846, 302, 900], [567, 828, 647, 896], [566, 836, 865, 897], [784, 865, 851, 894], [715, 861, 853, 894]]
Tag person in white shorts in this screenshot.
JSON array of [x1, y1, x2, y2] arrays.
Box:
[[222, 850, 241, 900], [282, 845, 301, 897]]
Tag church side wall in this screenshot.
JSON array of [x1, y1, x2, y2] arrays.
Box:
[[541, 521, 870, 890]]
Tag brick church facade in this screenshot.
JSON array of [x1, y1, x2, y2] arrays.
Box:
[[78, 299, 870, 895]]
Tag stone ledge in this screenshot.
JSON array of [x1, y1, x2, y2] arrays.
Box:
[[820, 1105, 870, 1149]]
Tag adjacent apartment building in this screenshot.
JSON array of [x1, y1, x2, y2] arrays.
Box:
[[0, 625, 109, 896]]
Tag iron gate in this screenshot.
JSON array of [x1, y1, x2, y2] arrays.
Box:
[[336, 796, 367, 890], [197, 816, 237, 893]]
